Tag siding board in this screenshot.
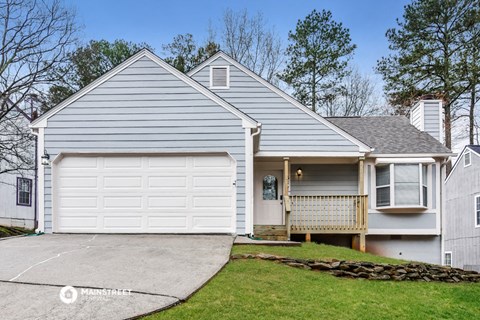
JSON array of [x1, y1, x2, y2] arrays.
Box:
[[44, 56, 248, 234], [191, 56, 360, 153]]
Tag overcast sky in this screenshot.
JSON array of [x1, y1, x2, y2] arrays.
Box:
[[68, 0, 411, 77]]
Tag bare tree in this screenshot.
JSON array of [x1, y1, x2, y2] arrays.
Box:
[[0, 98, 35, 180], [0, 0, 78, 121], [218, 9, 283, 83], [323, 68, 383, 117]]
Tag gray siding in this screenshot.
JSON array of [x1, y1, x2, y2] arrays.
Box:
[[290, 164, 358, 195], [368, 212, 437, 229], [44, 56, 247, 233], [367, 235, 441, 264], [444, 150, 480, 269], [423, 101, 442, 142], [191, 57, 360, 153], [0, 172, 35, 228]]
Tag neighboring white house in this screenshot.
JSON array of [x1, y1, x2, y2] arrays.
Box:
[[0, 103, 37, 229], [29, 50, 453, 264], [444, 145, 480, 271]]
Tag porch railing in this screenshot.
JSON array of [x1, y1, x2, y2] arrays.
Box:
[[289, 195, 368, 233]]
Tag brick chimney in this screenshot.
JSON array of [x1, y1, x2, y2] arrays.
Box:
[[410, 99, 444, 143]]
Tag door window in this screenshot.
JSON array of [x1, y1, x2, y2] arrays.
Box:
[[263, 175, 278, 200]]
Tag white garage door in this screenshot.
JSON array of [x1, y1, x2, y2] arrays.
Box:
[[54, 154, 236, 233]]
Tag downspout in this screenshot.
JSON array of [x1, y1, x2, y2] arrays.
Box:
[[31, 128, 39, 230], [248, 123, 261, 237]]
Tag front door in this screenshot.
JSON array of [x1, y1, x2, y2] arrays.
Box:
[[254, 170, 283, 225]]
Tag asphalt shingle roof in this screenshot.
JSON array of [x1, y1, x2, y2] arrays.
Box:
[[327, 116, 452, 155], [467, 145, 480, 154]]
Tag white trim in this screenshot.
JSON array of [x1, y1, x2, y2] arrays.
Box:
[[370, 153, 454, 158], [475, 195, 480, 228], [244, 128, 254, 235], [209, 65, 230, 89], [255, 151, 365, 158], [368, 228, 439, 235], [375, 157, 435, 164], [436, 163, 442, 234], [188, 52, 372, 153], [30, 49, 258, 129], [439, 100, 444, 143], [464, 150, 472, 167], [32, 128, 45, 233], [444, 251, 453, 267], [420, 101, 425, 131]]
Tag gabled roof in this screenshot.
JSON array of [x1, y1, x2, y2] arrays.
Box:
[[446, 145, 480, 181], [466, 145, 480, 155], [327, 116, 453, 156], [188, 51, 373, 153], [30, 49, 258, 129]]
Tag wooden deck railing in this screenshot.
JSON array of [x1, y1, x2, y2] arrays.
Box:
[[289, 195, 368, 234]]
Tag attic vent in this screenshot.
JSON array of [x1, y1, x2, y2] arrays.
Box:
[[210, 66, 229, 89]]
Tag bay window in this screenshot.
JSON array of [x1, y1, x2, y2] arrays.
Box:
[[376, 163, 429, 208]]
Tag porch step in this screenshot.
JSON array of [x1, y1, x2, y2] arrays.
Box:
[[254, 225, 288, 241]]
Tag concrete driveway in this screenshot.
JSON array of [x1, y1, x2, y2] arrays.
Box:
[[0, 234, 233, 320]]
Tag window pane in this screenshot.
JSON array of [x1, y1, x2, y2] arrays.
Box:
[[423, 186, 428, 207], [17, 178, 32, 206], [395, 164, 420, 206], [477, 197, 480, 225], [376, 186, 390, 207], [376, 165, 390, 186], [263, 175, 278, 200]]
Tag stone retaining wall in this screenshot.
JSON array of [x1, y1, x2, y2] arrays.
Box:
[[231, 253, 480, 283]]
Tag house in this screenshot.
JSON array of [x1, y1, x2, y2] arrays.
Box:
[[29, 50, 452, 264], [444, 145, 480, 271], [0, 100, 37, 229]]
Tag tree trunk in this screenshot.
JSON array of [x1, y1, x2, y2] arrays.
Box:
[[470, 88, 476, 145]]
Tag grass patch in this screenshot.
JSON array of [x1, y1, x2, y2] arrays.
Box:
[[145, 243, 480, 320], [0, 225, 34, 238], [233, 243, 407, 264]]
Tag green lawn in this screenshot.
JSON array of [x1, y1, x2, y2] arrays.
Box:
[[145, 243, 480, 320], [0, 225, 33, 238]]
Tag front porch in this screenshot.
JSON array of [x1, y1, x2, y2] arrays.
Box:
[[253, 157, 368, 251]]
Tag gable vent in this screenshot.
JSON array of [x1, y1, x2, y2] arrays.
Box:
[[210, 66, 229, 89]]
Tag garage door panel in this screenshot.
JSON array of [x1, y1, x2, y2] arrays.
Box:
[[103, 216, 143, 229], [60, 156, 98, 168], [103, 176, 142, 189], [147, 216, 188, 229], [103, 196, 143, 209], [193, 176, 231, 189], [192, 216, 232, 230], [193, 196, 233, 208], [148, 156, 187, 168], [58, 216, 98, 229], [59, 197, 98, 209], [59, 176, 98, 189], [148, 196, 188, 208], [193, 156, 231, 167], [104, 157, 142, 168], [55, 154, 235, 233], [148, 176, 187, 189]]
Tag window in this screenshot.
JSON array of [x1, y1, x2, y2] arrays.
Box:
[[375, 164, 428, 208], [263, 175, 278, 200], [465, 150, 471, 167], [475, 196, 480, 227], [17, 178, 32, 206], [444, 252, 452, 267], [210, 66, 229, 89], [376, 165, 390, 207]]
